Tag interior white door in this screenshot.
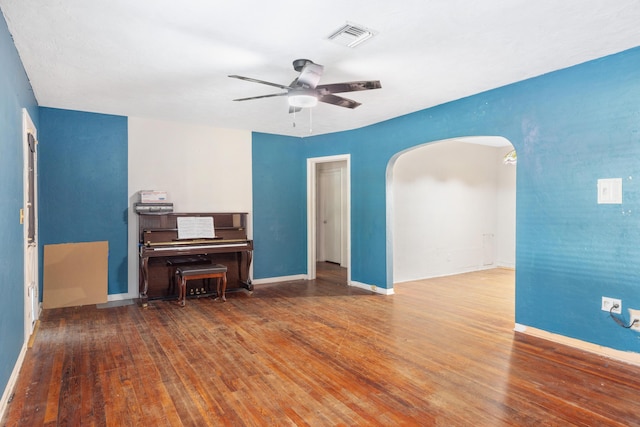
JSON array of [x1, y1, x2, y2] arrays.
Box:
[[319, 168, 342, 264], [307, 155, 350, 281], [23, 110, 38, 338]]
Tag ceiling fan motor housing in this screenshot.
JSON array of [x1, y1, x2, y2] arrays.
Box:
[[293, 59, 313, 72]]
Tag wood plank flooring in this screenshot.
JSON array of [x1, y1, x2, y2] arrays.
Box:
[[3, 266, 640, 426]]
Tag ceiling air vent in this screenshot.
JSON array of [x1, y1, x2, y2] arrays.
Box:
[[328, 22, 376, 48]]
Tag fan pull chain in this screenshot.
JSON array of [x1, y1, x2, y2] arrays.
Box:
[[292, 109, 296, 128]]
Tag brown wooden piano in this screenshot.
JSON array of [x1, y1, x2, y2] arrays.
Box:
[[138, 212, 253, 306]]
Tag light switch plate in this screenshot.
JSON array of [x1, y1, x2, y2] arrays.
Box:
[[597, 178, 622, 204]]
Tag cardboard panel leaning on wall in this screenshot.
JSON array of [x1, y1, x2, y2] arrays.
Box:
[[43, 241, 108, 309]]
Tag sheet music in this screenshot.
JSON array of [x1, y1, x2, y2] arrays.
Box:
[[177, 216, 215, 239]]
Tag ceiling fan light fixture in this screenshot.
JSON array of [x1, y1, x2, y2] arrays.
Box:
[[288, 93, 318, 108]]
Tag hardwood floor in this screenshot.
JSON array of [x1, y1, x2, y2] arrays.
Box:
[[3, 266, 640, 426]]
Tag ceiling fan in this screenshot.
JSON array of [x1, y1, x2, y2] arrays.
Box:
[[229, 59, 381, 113]]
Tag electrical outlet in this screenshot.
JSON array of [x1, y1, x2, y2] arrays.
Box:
[[629, 309, 640, 332], [602, 296, 622, 314]]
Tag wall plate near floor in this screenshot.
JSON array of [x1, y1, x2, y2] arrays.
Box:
[[602, 296, 622, 314]]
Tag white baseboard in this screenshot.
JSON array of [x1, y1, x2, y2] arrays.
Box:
[[350, 281, 394, 295], [0, 342, 27, 422], [252, 274, 307, 285], [252, 275, 395, 295], [394, 265, 508, 285], [515, 323, 640, 367], [108, 292, 138, 302], [251, 275, 395, 295]]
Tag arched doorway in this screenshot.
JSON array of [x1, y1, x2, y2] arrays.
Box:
[[387, 136, 516, 283]]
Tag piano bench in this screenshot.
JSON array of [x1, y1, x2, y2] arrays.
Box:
[[176, 264, 228, 307], [166, 256, 210, 294]]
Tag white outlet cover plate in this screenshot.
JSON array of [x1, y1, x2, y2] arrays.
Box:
[[602, 296, 622, 314]]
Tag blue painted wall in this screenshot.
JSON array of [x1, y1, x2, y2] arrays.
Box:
[[38, 108, 128, 295], [252, 132, 307, 278], [0, 10, 38, 405], [253, 46, 640, 352]]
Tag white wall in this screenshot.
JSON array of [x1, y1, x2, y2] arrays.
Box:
[[391, 140, 515, 283], [496, 147, 517, 268], [125, 117, 252, 298]]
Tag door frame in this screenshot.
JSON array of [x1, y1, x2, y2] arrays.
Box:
[[22, 108, 39, 340], [307, 154, 351, 281]]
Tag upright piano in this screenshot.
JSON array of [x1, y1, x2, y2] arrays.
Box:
[[138, 212, 253, 305]]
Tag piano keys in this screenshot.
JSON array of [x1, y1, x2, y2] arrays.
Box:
[[138, 212, 253, 305]]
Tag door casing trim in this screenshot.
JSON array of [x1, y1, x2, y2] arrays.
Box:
[[306, 154, 351, 281]]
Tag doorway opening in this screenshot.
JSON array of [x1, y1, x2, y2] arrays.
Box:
[[387, 136, 516, 288], [307, 155, 350, 283]]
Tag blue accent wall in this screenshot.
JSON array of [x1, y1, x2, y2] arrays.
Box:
[[0, 9, 38, 405], [253, 46, 640, 352], [252, 132, 307, 277], [38, 108, 128, 295]]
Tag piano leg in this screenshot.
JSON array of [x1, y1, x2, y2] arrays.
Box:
[[177, 274, 186, 307], [139, 256, 150, 307], [238, 250, 254, 291], [214, 274, 227, 302], [247, 250, 253, 290]]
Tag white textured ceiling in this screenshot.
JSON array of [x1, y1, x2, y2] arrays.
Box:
[[2, 0, 640, 137]]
